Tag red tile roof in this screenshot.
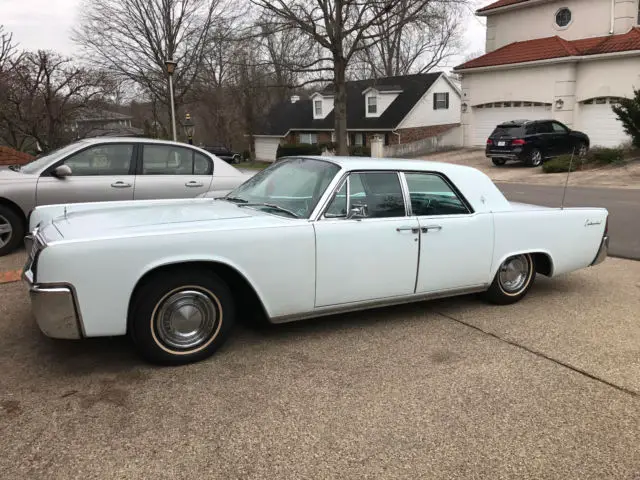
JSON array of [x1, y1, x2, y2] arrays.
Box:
[[0, 146, 34, 166], [477, 0, 529, 14], [455, 28, 640, 70]]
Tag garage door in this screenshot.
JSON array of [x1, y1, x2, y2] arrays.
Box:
[[578, 97, 631, 148], [254, 137, 281, 162], [472, 102, 552, 146]]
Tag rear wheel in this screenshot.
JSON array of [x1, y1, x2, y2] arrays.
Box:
[[492, 158, 507, 166], [0, 205, 25, 257], [527, 148, 543, 167], [129, 268, 236, 365], [481, 253, 536, 305]]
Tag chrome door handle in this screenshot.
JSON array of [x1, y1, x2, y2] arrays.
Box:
[[396, 226, 420, 233], [421, 225, 442, 233], [185, 181, 204, 187], [111, 181, 132, 188]]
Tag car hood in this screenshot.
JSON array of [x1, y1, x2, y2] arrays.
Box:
[[48, 199, 293, 241]]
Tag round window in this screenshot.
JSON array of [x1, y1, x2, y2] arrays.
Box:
[[555, 8, 571, 27]]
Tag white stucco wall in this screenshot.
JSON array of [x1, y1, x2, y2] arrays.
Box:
[[575, 56, 640, 101], [485, 0, 639, 51], [398, 76, 461, 129]]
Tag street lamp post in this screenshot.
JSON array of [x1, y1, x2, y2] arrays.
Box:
[[165, 59, 178, 142], [182, 113, 195, 144]]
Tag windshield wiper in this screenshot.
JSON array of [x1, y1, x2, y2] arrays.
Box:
[[222, 196, 248, 203], [238, 203, 300, 218]]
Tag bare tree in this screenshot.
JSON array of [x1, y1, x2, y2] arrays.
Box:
[[0, 51, 113, 151], [0, 25, 17, 72], [350, 1, 464, 79], [249, 0, 462, 155], [73, 0, 228, 122]]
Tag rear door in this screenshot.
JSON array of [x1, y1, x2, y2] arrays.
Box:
[[133, 143, 213, 200], [36, 142, 136, 207], [550, 121, 573, 155], [534, 121, 555, 157]]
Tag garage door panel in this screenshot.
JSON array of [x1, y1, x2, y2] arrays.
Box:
[[472, 104, 551, 146], [578, 102, 630, 148], [255, 137, 280, 162]]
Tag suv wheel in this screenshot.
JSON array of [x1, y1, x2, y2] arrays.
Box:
[[527, 148, 543, 167]]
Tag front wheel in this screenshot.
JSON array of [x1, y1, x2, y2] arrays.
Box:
[[578, 142, 588, 157], [481, 253, 536, 305], [129, 268, 236, 365]]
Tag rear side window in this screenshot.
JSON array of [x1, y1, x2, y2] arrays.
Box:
[[404, 173, 471, 216], [536, 122, 553, 134], [491, 125, 524, 137]]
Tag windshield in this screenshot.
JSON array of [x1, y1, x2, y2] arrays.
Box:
[[225, 157, 341, 218], [19, 141, 88, 174]]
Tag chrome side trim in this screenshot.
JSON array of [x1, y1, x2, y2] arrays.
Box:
[[28, 284, 82, 339], [269, 284, 488, 324], [590, 235, 609, 266]]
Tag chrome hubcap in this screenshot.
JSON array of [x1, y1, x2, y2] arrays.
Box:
[[155, 289, 219, 350], [499, 255, 530, 293], [532, 151, 542, 165], [0, 215, 12, 248]]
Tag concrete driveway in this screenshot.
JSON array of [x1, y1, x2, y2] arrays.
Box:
[[1, 253, 639, 479]]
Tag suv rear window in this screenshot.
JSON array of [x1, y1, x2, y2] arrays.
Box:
[[491, 125, 524, 137]]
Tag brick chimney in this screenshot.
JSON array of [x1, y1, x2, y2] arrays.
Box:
[[0, 147, 35, 166]]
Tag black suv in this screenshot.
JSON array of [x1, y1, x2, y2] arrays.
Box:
[[202, 145, 242, 164], [485, 119, 590, 167]]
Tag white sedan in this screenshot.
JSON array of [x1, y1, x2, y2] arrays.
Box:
[[22, 156, 609, 365]]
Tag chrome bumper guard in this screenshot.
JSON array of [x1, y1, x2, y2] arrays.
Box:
[[590, 235, 609, 266], [23, 273, 82, 340]]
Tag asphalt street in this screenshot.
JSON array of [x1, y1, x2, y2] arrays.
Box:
[[497, 183, 640, 260]]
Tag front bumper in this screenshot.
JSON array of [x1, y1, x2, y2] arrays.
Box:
[[590, 235, 609, 266], [23, 273, 82, 340]]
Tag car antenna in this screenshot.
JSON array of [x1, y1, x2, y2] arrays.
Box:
[[560, 147, 575, 210]]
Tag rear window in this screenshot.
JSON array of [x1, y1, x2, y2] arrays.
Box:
[[491, 125, 524, 137]]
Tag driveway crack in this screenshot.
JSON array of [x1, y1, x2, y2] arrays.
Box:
[[437, 311, 639, 399]]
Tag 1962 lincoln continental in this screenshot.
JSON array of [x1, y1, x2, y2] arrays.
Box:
[[23, 156, 609, 365]]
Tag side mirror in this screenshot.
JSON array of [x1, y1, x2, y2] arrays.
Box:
[[346, 204, 368, 219], [53, 165, 72, 178]]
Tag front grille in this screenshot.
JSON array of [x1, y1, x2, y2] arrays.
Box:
[[23, 229, 45, 283]]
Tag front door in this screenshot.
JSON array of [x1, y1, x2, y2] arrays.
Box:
[[36, 143, 136, 207], [314, 171, 419, 307], [550, 121, 573, 155], [403, 172, 494, 293], [133, 144, 213, 200]]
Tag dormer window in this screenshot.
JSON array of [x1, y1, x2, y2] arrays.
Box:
[[314, 100, 323, 116], [367, 96, 377, 114]]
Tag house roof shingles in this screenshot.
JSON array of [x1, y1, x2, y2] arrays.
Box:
[[455, 27, 640, 70], [257, 73, 442, 136]]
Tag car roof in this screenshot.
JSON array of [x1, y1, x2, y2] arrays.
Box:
[[294, 155, 483, 176]]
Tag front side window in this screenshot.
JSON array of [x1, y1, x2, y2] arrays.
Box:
[[314, 100, 323, 116], [142, 145, 196, 175], [324, 171, 406, 219], [62, 144, 133, 176], [367, 96, 377, 114], [404, 173, 470, 216], [434, 92, 449, 110], [225, 157, 340, 219], [551, 122, 569, 133]]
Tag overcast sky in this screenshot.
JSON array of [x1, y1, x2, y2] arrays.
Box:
[[0, 0, 486, 68]]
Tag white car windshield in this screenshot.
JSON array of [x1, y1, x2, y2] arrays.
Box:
[[224, 157, 341, 219], [19, 141, 89, 174]]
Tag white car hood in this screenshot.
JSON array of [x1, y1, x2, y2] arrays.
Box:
[[49, 199, 289, 240]]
